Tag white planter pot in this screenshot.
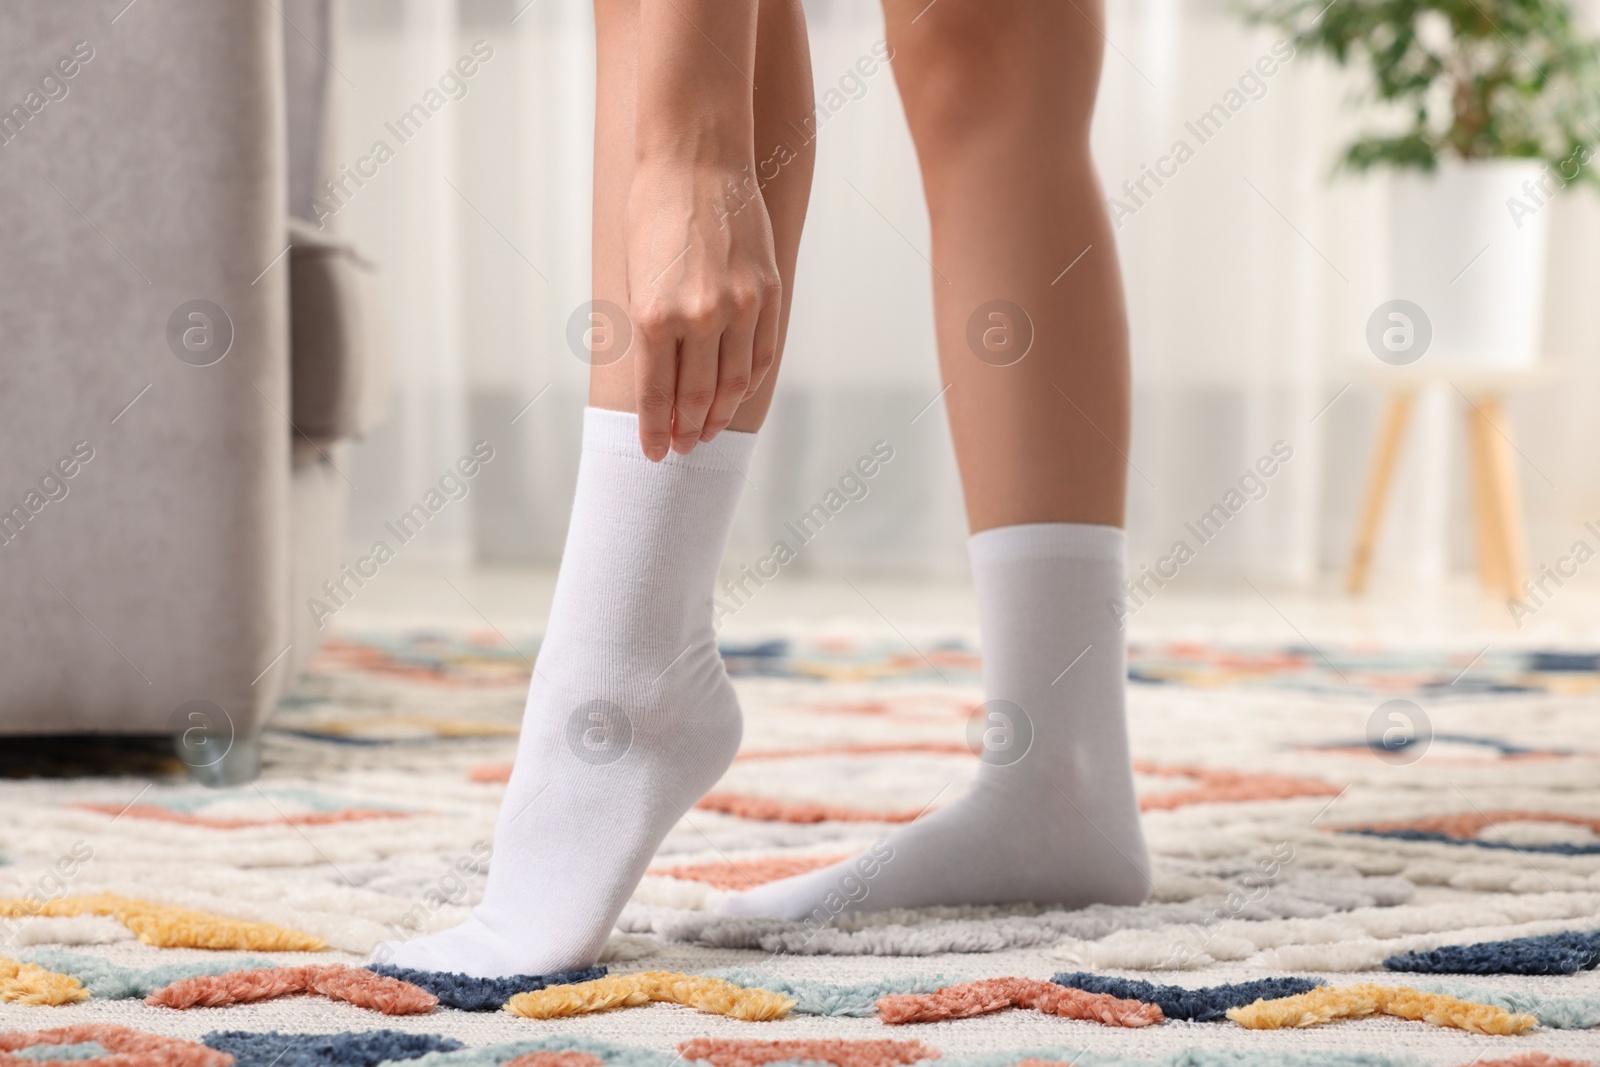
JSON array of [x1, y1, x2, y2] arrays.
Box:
[[1389, 159, 1549, 369]]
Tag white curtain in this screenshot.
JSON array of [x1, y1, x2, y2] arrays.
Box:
[[336, 0, 1600, 587]]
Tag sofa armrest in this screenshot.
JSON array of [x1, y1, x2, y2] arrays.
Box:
[[0, 0, 292, 741]]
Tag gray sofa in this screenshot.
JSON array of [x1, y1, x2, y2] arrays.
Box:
[[0, 0, 384, 783]]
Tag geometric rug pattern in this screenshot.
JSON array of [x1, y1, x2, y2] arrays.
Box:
[[2, 631, 1598, 1065]]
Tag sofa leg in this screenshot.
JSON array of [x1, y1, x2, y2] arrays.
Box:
[[180, 733, 263, 787], [170, 701, 264, 787]]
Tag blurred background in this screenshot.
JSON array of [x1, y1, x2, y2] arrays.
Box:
[[338, 0, 1600, 590], [9, 0, 1600, 770]]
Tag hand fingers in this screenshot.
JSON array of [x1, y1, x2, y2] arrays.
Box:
[[634, 314, 677, 462], [745, 283, 782, 402], [672, 319, 720, 454], [702, 299, 758, 442]]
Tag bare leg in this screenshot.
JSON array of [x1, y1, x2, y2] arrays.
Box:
[[589, 0, 815, 434], [720, 0, 1148, 919], [891, 0, 1128, 530]]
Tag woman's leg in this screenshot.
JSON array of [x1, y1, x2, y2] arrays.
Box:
[[722, 0, 1149, 918], [893, 0, 1128, 531], [378, 0, 814, 977], [589, 0, 813, 438]]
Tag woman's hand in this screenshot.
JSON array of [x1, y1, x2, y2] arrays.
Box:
[[626, 159, 782, 460], [620, 0, 772, 461]]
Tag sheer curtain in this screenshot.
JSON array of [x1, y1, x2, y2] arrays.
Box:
[[334, 0, 1600, 586]]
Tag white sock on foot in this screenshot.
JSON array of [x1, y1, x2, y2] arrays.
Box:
[[719, 522, 1150, 918], [378, 408, 753, 976]]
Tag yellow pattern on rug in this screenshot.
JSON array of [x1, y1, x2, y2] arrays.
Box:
[[1227, 983, 1539, 1035], [0, 957, 87, 1006], [506, 971, 795, 1021], [0, 894, 325, 952]]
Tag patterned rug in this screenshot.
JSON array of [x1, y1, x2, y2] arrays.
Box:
[[2, 630, 1598, 1067]]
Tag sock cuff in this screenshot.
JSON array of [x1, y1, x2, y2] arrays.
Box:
[[968, 522, 1125, 565], [583, 407, 758, 472]]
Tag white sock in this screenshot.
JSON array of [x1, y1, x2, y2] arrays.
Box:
[[378, 408, 753, 976], [720, 522, 1150, 918]]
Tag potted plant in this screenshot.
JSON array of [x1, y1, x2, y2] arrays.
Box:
[[1243, 0, 1600, 367]]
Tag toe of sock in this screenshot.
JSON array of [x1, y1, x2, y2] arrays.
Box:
[[376, 919, 508, 978], [374, 915, 608, 979], [376, 936, 465, 976], [714, 868, 841, 921]]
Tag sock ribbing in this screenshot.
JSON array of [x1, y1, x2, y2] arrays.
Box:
[[582, 406, 758, 470], [968, 521, 1125, 564]]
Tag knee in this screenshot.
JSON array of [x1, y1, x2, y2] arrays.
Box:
[[887, 5, 1101, 155]]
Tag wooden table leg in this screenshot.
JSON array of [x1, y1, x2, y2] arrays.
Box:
[[1465, 402, 1508, 594], [1347, 391, 1415, 594], [1473, 395, 1527, 599]]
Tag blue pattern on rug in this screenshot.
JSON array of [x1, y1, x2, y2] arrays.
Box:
[[1384, 928, 1600, 974], [712, 968, 962, 1016], [205, 1029, 463, 1066], [1301, 733, 1561, 758], [368, 963, 607, 1011], [1050, 973, 1324, 1022], [398, 1035, 682, 1067], [1342, 827, 1600, 855]]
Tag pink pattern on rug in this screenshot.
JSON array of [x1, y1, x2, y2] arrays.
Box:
[[695, 793, 926, 824], [0, 1024, 231, 1067], [1337, 810, 1600, 839], [679, 1038, 939, 1067], [477, 753, 1340, 820], [1466, 1056, 1600, 1067], [876, 977, 1164, 1027], [735, 742, 973, 762], [649, 853, 853, 888], [1132, 762, 1341, 810], [316, 636, 530, 686], [471, 742, 971, 784], [504, 1054, 605, 1067], [74, 803, 411, 829], [145, 964, 436, 1014], [794, 698, 976, 719]]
